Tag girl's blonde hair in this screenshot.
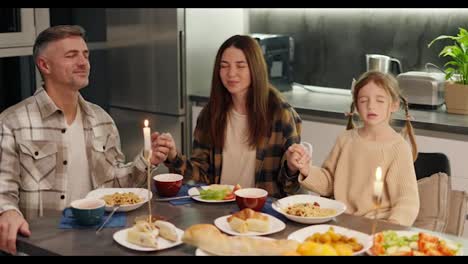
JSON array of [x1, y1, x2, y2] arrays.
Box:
[[346, 71, 418, 161]]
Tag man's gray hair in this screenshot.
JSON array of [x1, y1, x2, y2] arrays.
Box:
[[33, 25, 86, 62]]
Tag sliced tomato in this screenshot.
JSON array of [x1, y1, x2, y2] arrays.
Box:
[[419, 232, 439, 243], [437, 243, 456, 256], [374, 233, 384, 244], [423, 248, 444, 256], [223, 192, 235, 200], [370, 244, 385, 256], [371, 234, 385, 255]]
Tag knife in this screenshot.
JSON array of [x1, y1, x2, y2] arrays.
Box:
[[154, 194, 200, 202]]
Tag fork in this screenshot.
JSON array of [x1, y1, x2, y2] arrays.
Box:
[[96, 205, 120, 234]]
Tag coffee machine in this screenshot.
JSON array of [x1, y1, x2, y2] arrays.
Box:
[[250, 33, 294, 92]]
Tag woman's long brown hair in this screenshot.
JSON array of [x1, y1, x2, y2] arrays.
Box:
[[347, 71, 418, 161], [196, 35, 282, 149]]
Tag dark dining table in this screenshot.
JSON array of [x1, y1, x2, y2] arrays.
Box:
[[15, 194, 468, 256]]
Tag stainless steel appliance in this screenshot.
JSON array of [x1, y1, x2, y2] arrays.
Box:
[[366, 54, 402, 75], [397, 71, 445, 109], [106, 9, 187, 171], [250, 33, 294, 92]]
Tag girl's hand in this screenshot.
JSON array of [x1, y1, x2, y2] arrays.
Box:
[[286, 144, 311, 177]]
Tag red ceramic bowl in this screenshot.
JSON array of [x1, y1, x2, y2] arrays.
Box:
[[153, 173, 183, 197], [234, 188, 268, 211]]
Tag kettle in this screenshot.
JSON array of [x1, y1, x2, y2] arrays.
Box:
[[366, 54, 403, 75]]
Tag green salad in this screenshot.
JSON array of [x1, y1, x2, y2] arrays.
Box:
[[381, 231, 418, 254], [199, 189, 229, 200]]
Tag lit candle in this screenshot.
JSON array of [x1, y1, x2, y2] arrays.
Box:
[[374, 166, 383, 199], [143, 120, 151, 154]]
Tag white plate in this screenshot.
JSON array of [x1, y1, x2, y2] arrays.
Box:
[[113, 226, 184, 252], [367, 230, 464, 256], [86, 188, 152, 212], [188, 185, 235, 203], [287, 224, 372, 256], [271, 194, 346, 224], [195, 236, 273, 256], [214, 213, 286, 236]]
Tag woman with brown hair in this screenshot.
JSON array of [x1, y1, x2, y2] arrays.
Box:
[[159, 35, 302, 198], [287, 71, 420, 226]]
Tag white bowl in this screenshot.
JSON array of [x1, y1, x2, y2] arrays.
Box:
[[271, 194, 346, 224]]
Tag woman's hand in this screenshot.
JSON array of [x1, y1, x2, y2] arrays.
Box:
[[286, 143, 311, 177]]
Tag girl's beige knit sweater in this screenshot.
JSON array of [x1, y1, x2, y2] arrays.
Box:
[[299, 128, 419, 226]]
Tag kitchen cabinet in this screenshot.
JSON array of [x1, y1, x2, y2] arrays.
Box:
[[0, 9, 49, 58]]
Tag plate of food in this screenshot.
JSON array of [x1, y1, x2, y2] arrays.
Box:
[[287, 224, 372, 256], [188, 184, 239, 203], [368, 230, 463, 256], [271, 194, 346, 224], [214, 208, 286, 236], [86, 188, 152, 212], [113, 220, 184, 252]]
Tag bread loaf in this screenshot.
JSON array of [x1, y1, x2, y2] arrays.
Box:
[[183, 224, 299, 255], [227, 208, 270, 233]]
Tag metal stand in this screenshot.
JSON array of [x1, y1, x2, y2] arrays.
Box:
[[144, 150, 153, 224], [371, 194, 382, 235]]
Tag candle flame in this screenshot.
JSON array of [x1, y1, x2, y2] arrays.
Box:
[[144, 119, 149, 127], [375, 167, 382, 182]]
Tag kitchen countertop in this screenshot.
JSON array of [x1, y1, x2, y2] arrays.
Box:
[[190, 84, 468, 135]]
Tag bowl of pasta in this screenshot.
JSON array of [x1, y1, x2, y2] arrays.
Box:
[[85, 188, 153, 212], [271, 195, 346, 224]]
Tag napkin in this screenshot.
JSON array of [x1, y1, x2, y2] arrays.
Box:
[[59, 208, 126, 229]]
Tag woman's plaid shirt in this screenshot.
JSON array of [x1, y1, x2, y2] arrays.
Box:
[[165, 101, 302, 198]]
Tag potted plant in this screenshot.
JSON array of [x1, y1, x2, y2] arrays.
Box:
[[428, 27, 468, 114]]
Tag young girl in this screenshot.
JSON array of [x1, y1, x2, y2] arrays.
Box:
[[287, 71, 419, 226]]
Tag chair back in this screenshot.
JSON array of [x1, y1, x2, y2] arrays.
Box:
[[414, 152, 451, 180]]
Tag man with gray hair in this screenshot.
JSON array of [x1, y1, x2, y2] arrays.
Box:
[[0, 25, 172, 254]]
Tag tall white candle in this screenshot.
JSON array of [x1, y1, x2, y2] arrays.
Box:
[[143, 120, 151, 153], [374, 166, 383, 198]]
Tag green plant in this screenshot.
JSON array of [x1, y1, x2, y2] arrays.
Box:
[[428, 27, 468, 85]]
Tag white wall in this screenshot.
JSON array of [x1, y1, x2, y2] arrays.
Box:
[[186, 9, 248, 95]]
